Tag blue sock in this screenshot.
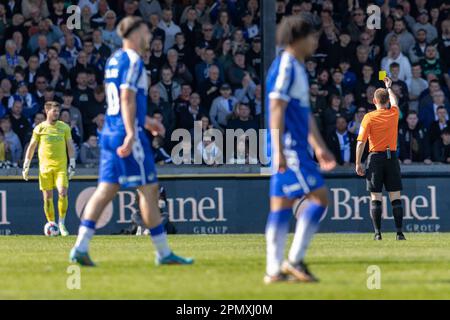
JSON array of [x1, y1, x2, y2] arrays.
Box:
[[288, 202, 326, 264], [74, 219, 96, 253], [150, 224, 171, 259], [265, 208, 291, 276]]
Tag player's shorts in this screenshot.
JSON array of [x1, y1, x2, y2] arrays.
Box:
[[99, 130, 157, 188], [366, 152, 403, 193], [39, 168, 68, 191], [270, 157, 325, 199]]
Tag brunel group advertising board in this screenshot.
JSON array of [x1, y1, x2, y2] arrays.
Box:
[[0, 174, 448, 235]]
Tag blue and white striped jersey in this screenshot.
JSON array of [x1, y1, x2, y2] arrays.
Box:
[[266, 51, 312, 157], [103, 48, 149, 136]]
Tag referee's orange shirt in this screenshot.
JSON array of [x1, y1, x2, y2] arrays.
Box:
[[357, 106, 399, 152]]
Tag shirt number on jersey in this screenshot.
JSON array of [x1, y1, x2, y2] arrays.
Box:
[[106, 83, 120, 116]]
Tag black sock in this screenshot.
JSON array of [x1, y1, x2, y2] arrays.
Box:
[[392, 199, 404, 233], [370, 200, 382, 234]]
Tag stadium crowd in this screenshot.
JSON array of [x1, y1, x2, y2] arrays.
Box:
[[0, 0, 449, 167]]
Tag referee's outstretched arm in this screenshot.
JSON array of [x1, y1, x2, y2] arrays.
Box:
[[384, 77, 399, 109]]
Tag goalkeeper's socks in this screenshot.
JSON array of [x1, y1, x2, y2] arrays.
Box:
[[288, 202, 325, 264], [370, 200, 382, 234], [74, 220, 96, 253], [58, 195, 68, 223], [149, 224, 171, 259], [265, 209, 291, 276], [44, 199, 55, 222]]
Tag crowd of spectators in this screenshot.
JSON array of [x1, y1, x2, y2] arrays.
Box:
[[279, 0, 450, 166], [0, 0, 262, 167], [0, 0, 449, 168]]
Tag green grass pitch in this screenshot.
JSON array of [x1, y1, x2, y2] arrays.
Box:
[[1, 234, 450, 299]]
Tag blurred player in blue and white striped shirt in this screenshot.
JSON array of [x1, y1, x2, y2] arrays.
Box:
[[264, 14, 336, 284], [70, 16, 193, 267]]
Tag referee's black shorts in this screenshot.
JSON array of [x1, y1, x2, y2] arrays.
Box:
[[365, 152, 403, 193]]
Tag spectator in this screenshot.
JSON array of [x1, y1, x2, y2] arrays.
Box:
[[196, 22, 218, 52], [210, 83, 237, 130], [195, 47, 219, 89], [60, 109, 81, 149], [148, 85, 175, 140], [8, 81, 38, 120], [420, 45, 443, 79], [381, 42, 412, 85], [79, 134, 100, 168], [384, 19, 415, 55], [0, 128, 10, 162], [152, 134, 172, 165], [408, 63, 429, 111], [412, 10, 438, 43], [176, 92, 203, 131], [9, 99, 31, 147], [0, 40, 27, 77], [322, 94, 344, 136], [399, 111, 432, 164], [61, 90, 84, 142], [196, 131, 222, 166], [157, 66, 181, 107], [354, 64, 377, 104], [241, 10, 259, 40], [180, 7, 201, 53], [92, 113, 104, 137], [432, 128, 450, 164], [327, 116, 357, 166], [72, 71, 95, 135], [226, 102, 259, 131], [213, 10, 235, 40], [158, 7, 181, 53], [199, 65, 222, 114], [408, 28, 428, 64], [101, 10, 122, 52], [24, 55, 40, 89], [419, 90, 450, 130], [226, 51, 257, 91], [174, 84, 192, 113], [247, 37, 262, 77], [348, 107, 367, 136], [148, 37, 167, 85], [166, 49, 193, 85], [430, 106, 450, 146], [0, 117, 22, 164]]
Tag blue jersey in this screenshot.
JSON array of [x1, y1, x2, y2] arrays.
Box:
[[99, 48, 157, 188], [266, 51, 324, 198], [103, 49, 149, 136], [266, 51, 312, 158]]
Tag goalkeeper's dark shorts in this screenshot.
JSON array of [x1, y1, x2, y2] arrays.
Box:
[[365, 152, 402, 193]]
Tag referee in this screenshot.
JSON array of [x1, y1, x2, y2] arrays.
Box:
[[355, 77, 406, 241]]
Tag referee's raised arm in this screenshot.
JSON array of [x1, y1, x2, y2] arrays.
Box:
[[384, 77, 398, 109]]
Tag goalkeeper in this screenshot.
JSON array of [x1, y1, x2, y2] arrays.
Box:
[[22, 101, 76, 236]]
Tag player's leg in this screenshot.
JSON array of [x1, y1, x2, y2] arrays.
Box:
[[284, 186, 328, 282], [70, 182, 119, 266], [42, 190, 55, 223], [56, 172, 69, 236], [367, 154, 384, 240], [264, 195, 295, 284], [370, 192, 383, 240], [388, 191, 406, 240], [385, 157, 405, 240], [137, 183, 194, 265], [40, 171, 56, 223]]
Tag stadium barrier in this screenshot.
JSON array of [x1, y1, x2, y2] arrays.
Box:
[[0, 165, 449, 235]]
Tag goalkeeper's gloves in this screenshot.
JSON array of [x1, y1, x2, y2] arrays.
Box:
[[22, 159, 30, 181], [68, 158, 76, 180]]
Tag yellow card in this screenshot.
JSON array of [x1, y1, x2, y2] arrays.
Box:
[[379, 70, 387, 81]]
